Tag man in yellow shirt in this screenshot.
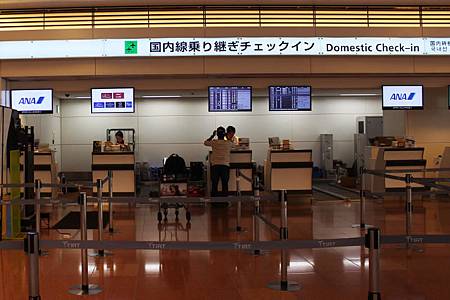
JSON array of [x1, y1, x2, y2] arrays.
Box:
[[204, 127, 233, 196]]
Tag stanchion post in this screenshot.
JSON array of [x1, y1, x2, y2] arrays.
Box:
[[69, 192, 102, 295], [81, 192, 89, 291], [96, 179, 104, 256], [61, 174, 67, 195], [253, 175, 261, 255], [108, 170, 114, 233], [280, 190, 288, 289], [353, 168, 372, 229], [405, 173, 413, 248], [360, 168, 366, 228], [236, 169, 242, 232], [25, 232, 41, 300], [34, 179, 41, 235], [366, 228, 381, 300], [268, 190, 301, 291]]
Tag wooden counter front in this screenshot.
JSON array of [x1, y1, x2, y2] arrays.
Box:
[[265, 149, 313, 192], [92, 152, 135, 196]]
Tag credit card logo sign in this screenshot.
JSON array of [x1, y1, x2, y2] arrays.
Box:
[[101, 93, 113, 99], [93, 102, 105, 108], [105, 102, 115, 108], [115, 102, 125, 108], [126, 101, 132, 108], [113, 92, 125, 99], [390, 92, 416, 101], [18, 96, 45, 105]]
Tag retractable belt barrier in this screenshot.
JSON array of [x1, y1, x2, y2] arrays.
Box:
[[40, 237, 364, 250], [1, 234, 449, 251], [6, 231, 450, 300], [17, 234, 450, 250], [0, 195, 279, 206]]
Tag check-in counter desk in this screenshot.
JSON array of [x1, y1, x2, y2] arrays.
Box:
[[436, 147, 450, 190], [264, 149, 313, 192], [92, 152, 135, 196], [21, 151, 58, 198], [367, 147, 426, 193], [207, 150, 254, 196]]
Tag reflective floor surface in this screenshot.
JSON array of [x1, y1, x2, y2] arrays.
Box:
[[1, 193, 450, 299]]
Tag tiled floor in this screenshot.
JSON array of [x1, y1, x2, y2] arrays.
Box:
[[2, 193, 450, 299]]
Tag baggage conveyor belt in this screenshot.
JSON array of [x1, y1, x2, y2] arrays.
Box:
[[313, 181, 359, 200]]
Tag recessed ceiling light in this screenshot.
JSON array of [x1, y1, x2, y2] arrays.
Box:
[[339, 93, 380, 96], [141, 95, 182, 98], [74, 96, 91, 99]]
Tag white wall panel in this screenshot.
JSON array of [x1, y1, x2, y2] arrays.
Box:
[[138, 116, 215, 144], [138, 98, 208, 116], [61, 116, 138, 145], [55, 96, 382, 171], [291, 114, 357, 141]]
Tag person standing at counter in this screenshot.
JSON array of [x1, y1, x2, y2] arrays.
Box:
[[226, 126, 239, 146], [204, 127, 233, 197]]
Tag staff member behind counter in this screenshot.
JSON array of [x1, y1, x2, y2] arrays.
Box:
[[204, 126, 233, 197], [226, 126, 239, 146], [104, 130, 131, 151]]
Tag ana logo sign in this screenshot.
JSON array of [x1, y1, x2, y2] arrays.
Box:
[[18, 96, 45, 105], [389, 92, 416, 101]]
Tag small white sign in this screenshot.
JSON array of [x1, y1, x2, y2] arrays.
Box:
[[11, 89, 53, 114]]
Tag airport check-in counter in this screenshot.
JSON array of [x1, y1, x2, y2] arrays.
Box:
[[207, 150, 253, 196], [21, 151, 58, 198], [365, 147, 426, 193], [264, 149, 313, 192], [92, 152, 135, 196], [439, 147, 450, 179]]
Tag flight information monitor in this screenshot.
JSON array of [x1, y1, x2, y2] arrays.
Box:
[[382, 85, 423, 110], [269, 86, 312, 111], [91, 87, 135, 113], [208, 86, 252, 112]]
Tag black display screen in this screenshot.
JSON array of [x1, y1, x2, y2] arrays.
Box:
[[269, 86, 312, 111], [208, 86, 252, 112]]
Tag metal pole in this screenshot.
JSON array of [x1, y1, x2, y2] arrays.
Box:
[[353, 168, 372, 229], [69, 192, 102, 295], [108, 170, 114, 233], [366, 228, 381, 300], [360, 169, 366, 228], [405, 173, 413, 248], [280, 190, 288, 290], [80, 192, 89, 292], [25, 232, 41, 300], [34, 179, 41, 235], [236, 169, 242, 232], [61, 174, 67, 195], [253, 176, 261, 255], [97, 179, 104, 256], [268, 190, 300, 291]]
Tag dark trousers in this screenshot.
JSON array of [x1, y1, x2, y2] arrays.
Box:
[[211, 165, 230, 197]]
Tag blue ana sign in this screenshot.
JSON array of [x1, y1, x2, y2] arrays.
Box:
[[11, 89, 53, 114], [389, 92, 416, 101], [18, 96, 45, 105]]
